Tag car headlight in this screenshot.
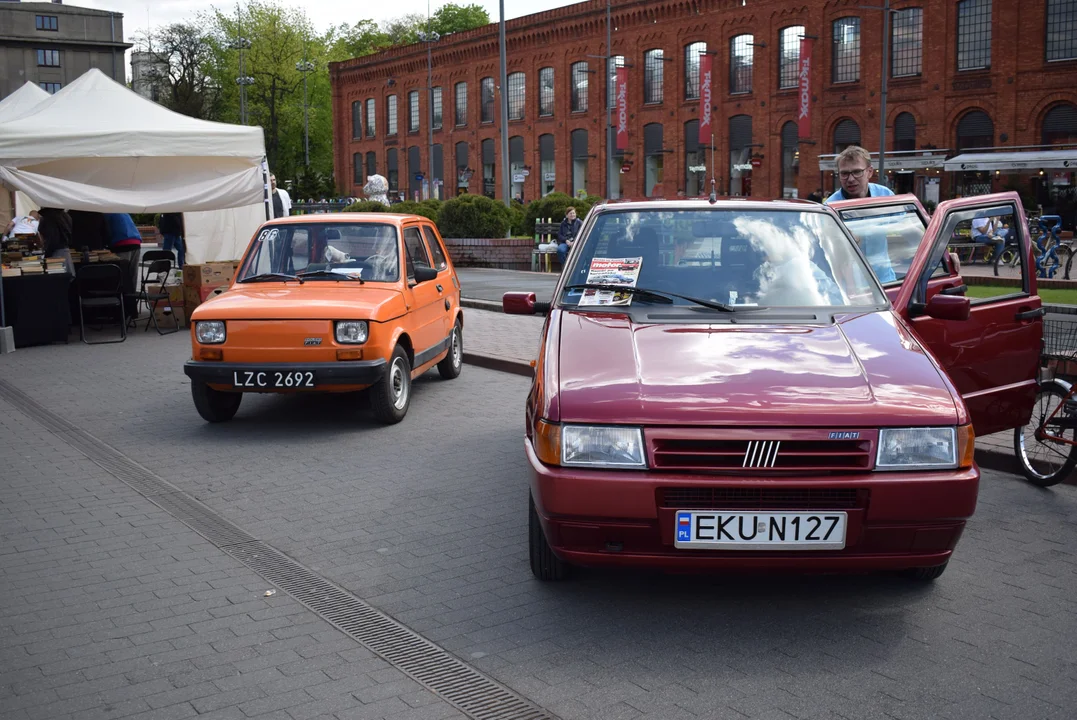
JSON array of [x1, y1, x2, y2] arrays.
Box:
[[195, 321, 226, 344], [561, 425, 647, 468], [876, 426, 974, 471], [335, 321, 368, 344]]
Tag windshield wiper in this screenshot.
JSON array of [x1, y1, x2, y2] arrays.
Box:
[[239, 272, 302, 284], [564, 283, 735, 312], [296, 268, 365, 283]]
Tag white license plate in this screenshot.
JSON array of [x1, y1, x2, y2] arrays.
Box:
[[674, 511, 847, 550], [232, 370, 315, 389]]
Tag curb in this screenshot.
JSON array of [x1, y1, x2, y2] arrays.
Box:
[[462, 351, 533, 377], [461, 298, 504, 312]]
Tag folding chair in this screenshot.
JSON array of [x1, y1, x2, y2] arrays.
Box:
[[128, 253, 179, 334], [76, 263, 127, 344]]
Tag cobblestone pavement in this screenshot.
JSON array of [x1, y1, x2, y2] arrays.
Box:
[[456, 268, 560, 305], [2, 328, 1077, 720]]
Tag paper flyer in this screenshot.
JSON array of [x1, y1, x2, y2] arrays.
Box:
[[578, 256, 642, 306]]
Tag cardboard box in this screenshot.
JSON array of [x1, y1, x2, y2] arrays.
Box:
[[182, 262, 238, 288], [183, 284, 229, 316], [146, 283, 184, 307], [152, 303, 185, 329]]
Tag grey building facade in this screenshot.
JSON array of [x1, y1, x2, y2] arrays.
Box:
[[0, 0, 132, 100]]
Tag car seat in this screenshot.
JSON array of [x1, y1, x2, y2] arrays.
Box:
[[720, 234, 763, 300]]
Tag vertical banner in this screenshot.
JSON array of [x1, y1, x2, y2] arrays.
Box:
[[698, 53, 712, 146], [797, 38, 813, 139], [616, 67, 628, 151]]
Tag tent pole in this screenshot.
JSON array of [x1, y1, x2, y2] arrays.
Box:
[[262, 160, 271, 221]]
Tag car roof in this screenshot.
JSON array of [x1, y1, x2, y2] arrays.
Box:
[[590, 198, 827, 213], [266, 213, 432, 226]]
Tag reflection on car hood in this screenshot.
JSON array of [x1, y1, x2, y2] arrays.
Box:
[[556, 309, 959, 426], [192, 284, 406, 321]]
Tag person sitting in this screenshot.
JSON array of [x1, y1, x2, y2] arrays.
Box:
[[971, 216, 1004, 262], [4, 210, 40, 241], [557, 207, 583, 266]]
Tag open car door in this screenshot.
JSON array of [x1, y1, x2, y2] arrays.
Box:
[[892, 191, 1043, 437], [832, 194, 965, 303]]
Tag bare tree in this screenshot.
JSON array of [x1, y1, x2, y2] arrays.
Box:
[[145, 22, 220, 119]]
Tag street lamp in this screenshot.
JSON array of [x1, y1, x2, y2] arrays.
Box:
[[229, 7, 253, 125], [417, 29, 441, 199], [498, 0, 509, 208], [860, 0, 897, 179], [295, 58, 316, 167]]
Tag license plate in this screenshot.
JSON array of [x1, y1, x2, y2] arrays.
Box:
[[232, 370, 315, 389], [674, 511, 847, 550]]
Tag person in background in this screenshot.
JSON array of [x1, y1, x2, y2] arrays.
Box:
[[824, 145, 895, 203], [156, 212, 185, 268], [270, 175, 291, 218], [557, 207, 583, 267], [105, 213, 143, 300], [971, 216, 1005, 262], [37, 207, 74, 274], [3, 210, 40, 241], [806, 188, 824, 203]]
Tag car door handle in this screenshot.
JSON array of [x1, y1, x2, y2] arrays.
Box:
[[436, 284, 443, 293], [1016, 307, 1045, 321], [939, 285, 968, 296]]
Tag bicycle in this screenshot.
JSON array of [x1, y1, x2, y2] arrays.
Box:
[[1013, 305, 1077, 486], [993, 215, 1070, 279]]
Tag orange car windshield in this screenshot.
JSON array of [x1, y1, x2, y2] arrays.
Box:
[[240, 223, 400, 282]]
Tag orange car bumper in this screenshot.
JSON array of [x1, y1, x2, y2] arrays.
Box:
[[184, 360, 386, 392]]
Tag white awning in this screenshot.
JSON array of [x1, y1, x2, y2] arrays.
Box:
[[943, 149, 1077, 171], [818, 152, 948, 171]]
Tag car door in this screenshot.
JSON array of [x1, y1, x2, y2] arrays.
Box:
[[832, 195, 966, 304], [892, 191, 1043, 436], [401, 223, 444, 368], [421, 224, 458, 342]]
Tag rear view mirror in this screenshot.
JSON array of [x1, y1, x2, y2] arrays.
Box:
[[924, 293, 970, 321], [414, 266, 438, 283], [503, 292, 550, 315]]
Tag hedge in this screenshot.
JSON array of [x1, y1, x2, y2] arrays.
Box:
[[437, 194, 512, 238]]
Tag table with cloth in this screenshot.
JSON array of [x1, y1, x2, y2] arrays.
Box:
[[1, 272, 71, 347]]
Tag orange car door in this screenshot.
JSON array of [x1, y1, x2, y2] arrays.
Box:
[[401, 224, 445, 368], [894, 192, 1043, 437], [421, 224, 457, 341]]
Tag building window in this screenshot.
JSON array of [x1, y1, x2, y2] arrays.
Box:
[[387, 148, 399, 193], [508, 72, 525, 121], [571, 62, 589, 112], [408, 146, 422, 199], [539, 67, 554, 117], [644, 49, 664, 104], [684, 42, 707, 99], [832, 18, 860, 83], [644, 124, 665, 197], [1042, 103, 1077, 145], [779, 27, 804, 89], [571, 129, 588, 197], [432, 144, 444, 199], [35, 15, 58, 31], [36, 49, 60, 67], [386, 95, 398, 136], [729, 115, 753, 196], [351, 100, 362, 139], [509, 136, 525, 201], [455, 141, 469, 194], [730, 35, 754, 94], [891, 8, 923, 77], [684, 120, 705, 197], [894, 112, 917, 151], [1046, 0, 1077, 62], [353, 153, 363, 184], [482, 138, 495, 197], [956, 110, 993, 150], [432, 87, 442, 130], [366, 151, 377, 178], [833, 118, 862, 153], [38, 82, 61, 94], [481, 77, 495, 123], [408, 91, 420, 132], [607, 55, 624, 109], [957, 0, 992, 71], [366, 98, 376, 137], [539, 134, 555, 196], [454, 82, 467, 126]]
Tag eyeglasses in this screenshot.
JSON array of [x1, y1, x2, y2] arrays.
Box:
[[839, 168, 867, 179]]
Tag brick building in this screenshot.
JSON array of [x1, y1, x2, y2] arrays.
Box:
[[331, 0, 1077, 214]]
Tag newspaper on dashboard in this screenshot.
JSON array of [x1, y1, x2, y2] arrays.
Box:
[[578, 257, 642, 306]]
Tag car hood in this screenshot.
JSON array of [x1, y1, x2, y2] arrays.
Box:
[[190, 284, 406, 321], [555, 309, 960, 427]]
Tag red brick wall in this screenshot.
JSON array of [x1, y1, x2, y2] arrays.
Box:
[[330, 0, 1077, 201], [442, 237, 535, 270]]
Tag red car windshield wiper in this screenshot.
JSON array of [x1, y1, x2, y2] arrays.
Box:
[[564, 283, 735, 312]]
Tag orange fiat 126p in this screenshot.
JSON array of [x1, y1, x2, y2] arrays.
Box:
[[184, 213, 464, 424]]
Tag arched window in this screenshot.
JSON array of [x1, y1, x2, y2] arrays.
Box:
[[832, 18, 861, 83], [507, 72, 525, 121], [730, 35, 754, 94], [644, 49, 664, 103], [957, 0, 992, 71], [644, 123, 665, 197], [481, 139, 495, 197], [1042, 103, 1077, 145], [538, 67, 554, 117], [891, 8, 923, 77], [1046, 0, 1077, 62], [781, 121, 799, 198], [509, 135, 525, 201], [455, 141, 469, 194], [779, 26, 804, 89], [480, 77, 495, 123], [407, 146, 421, 199], [729, 115, 753, 196], [571, 62, 589, 112], [833, 118, 861, 153], [454, 82, 467, 126], [685, 120, 705, 197], [684, 42, 707, 99], [386, 95, 398, 136], [539, 134, 555, 196], [894, 112, 916, 152], [955, 110, 993, 150], [365, 151, 376, 179], [386, 148, 399, 192], [571, 129, 588, 196], [432, 144, 443, 199]]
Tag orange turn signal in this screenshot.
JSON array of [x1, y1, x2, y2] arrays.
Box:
[[336, 349, 363, 361], [198, 348, 223, 361], [533, 419, 561, 466], [957, 424, 975, 469]]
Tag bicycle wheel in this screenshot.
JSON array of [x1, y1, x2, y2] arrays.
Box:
[[1067, 248, 1075, 281], [993, 245, 1019, 277], [1013, 379, 1077, 487], [1055, 246, 1072, 280]]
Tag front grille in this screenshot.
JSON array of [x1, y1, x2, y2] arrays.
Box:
[[652, 438, 872, 472], [658, 487, 864, 510]]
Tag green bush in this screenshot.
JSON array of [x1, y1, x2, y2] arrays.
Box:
[[385, 200, 439, 221], [437, 194, 512, 238], [342, 200, 389, 213], [523, 192, 593, 236], [509, 199, 528, 237]]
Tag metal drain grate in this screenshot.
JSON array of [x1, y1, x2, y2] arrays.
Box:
[[0, 379, 555, 720]]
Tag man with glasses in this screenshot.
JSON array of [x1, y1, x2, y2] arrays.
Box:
[[825, 145, 894, 204]]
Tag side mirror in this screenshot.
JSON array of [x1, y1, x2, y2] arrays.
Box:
[[924, 293, 970, 321], [413, 266, 438, 283], [503, 291, 550, 315]]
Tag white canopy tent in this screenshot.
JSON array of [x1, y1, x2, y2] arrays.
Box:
[[0, 83, 49, 223]]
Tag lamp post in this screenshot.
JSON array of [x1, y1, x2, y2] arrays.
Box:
[[498, 0, 510, 208], [417, 29, 441, 200], [230, 6, 253, 124], [860, 0, 896, 179], [295, 58, 315, 167]]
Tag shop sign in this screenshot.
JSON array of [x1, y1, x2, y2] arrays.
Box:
[[688, 165, 707, 173], [797, 37, 813, 140], [512, 173, 525, 183], [732, 163, 753, 172], [698, 53, 712, 145], [616, 67, 629, 151], [750, 157, 763, 168], [543, 172, 556, 182]]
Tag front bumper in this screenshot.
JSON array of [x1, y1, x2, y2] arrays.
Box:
[[184, 360, 386, 389], [525, 438, 979, 572]]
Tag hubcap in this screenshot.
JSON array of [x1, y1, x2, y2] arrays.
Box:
[[452, 328, 462, 367], [390, 357, 408, 410]]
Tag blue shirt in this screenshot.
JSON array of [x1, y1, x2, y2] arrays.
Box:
[[824, 183, 895, 204], [104, 213, 141, 246]]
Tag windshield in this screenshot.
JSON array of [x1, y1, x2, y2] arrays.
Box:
[[239, 223, 400, 282], [562, 209, 886, 310], [837, 204, 926, 284]]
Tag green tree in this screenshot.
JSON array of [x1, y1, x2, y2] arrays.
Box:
[[429, 4, 490, 35], [334, 19, 389, 58], [139, 22, 220, 119], [381, 13, 426, 46]]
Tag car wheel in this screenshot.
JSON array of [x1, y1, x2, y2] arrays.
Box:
[[371, 345, 411, 424], [529, 492, 568, 581], [191, 381, 242, 423], [905, 561, 948, 581], [437, 319, 463, 380]]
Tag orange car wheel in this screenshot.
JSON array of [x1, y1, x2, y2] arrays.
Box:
[[437, 319, 463, 380], [191, 381, 242, 423]]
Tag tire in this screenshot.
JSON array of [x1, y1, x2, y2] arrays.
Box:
[[191, 381, 242, 423], [529, 493, 568, 581], [1014, 380, 1077, 487], [906, 561, 948, 581], [371, 345, 412, 424], [1055, 246, 1072, 280], [993, 246, 1018, 277], [1066, 249, 1075, 281], [437, 319, 463, 380]]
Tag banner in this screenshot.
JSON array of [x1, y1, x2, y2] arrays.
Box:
[[797, 38, 813, 139], [698, 53, 713, 146], [616, 67, 628, 151]]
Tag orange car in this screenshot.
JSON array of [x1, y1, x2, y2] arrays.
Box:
[[183, 213, 463, 424]]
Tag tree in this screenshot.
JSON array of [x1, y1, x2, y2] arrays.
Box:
[[334, 19, 389, 59], [140, 22, 220, 119], [381, 13, 426, 46], [429, 3, 490, 35]]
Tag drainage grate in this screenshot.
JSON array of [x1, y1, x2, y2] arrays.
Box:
[[0, 379, 555, 720]]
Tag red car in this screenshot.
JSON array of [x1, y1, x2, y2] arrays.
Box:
[[505, 193, 1043, 581]]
